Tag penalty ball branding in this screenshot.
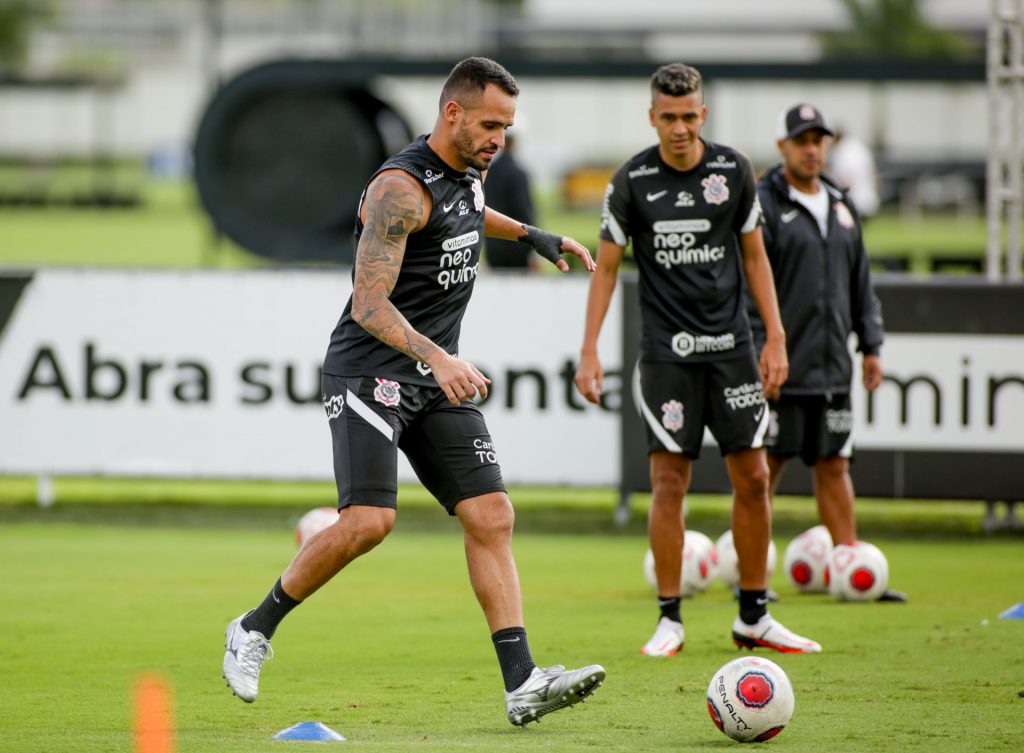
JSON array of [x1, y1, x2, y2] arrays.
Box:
[[710, 672, 754, 735], [707, 657, 794, 743]]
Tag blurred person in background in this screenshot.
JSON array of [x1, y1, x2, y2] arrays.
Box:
[[484, 132, 538, 271], [829, 128, 880, 221], [223, 56, 606, 726], [753, 103, 904, 602], [575, 63, 821, 658]]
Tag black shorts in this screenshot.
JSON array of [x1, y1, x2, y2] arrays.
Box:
[[765, 393, 854, 466], [322, 373, 506, 514], [633, 355, 769, 458]]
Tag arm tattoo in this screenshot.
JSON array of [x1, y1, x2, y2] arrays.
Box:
[[351, 173, 436, 363]]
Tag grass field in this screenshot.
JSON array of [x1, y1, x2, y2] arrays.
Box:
[[2, 495, 1022, 753], [0, 178, 991, 273], [0, 166, 1017, 752]]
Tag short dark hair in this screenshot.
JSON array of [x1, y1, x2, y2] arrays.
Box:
[[439, 57, 519, 110], [650, 63, 703, 100]]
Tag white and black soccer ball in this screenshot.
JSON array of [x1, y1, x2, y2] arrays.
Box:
[[707, 656, 795, 743], [641, 530, 717, 597], [783, 525, 833, 593], [827, 541, 889, 601], [295, 506, 338, 546], [714, 530, 777, 590]]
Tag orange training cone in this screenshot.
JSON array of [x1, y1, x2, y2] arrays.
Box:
[[133, 674, 175, 753]]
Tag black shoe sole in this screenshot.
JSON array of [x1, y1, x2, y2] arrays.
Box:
[[877, 589, 907, 603]]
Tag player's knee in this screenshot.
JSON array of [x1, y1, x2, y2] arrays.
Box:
[[482, 503, 515, 541], [463, 496, 515, 543], [816, 456, 849, 481], [347, 507, 395, 547], [651, 467, 689, 499], [735, 465, 770, 501]]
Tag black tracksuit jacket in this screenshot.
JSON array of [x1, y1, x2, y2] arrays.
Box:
[[750, 165, 884, 397]]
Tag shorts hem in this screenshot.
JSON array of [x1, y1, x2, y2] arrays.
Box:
[[339, 497, 398, 511]]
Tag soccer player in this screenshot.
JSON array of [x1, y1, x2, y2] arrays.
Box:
[[223, 57, 606, 726], [574, 63, 821, 656], [753, 103, 903, 601]]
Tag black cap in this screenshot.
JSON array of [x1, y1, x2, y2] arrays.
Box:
[[776, 103, 835, 140]]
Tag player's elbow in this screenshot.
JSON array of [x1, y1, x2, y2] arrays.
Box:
[[350, 302, 369, 327], [349, 292, 381, 329], [350, 303, 383, 337]]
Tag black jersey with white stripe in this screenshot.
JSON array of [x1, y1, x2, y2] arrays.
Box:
[[323, 135, 486, 385], [599, 140, 762, 362]]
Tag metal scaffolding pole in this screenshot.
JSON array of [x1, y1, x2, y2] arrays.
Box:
[[988, 0, 1024, 282]]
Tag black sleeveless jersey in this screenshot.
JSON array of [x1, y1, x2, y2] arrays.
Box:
[[599, 140, 762, 362], [323, 135, 486, 384]]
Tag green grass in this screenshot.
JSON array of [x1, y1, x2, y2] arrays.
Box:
[[0, 177, 991, 273], [0, 474, 1001, 539], [539, 201, 991, 273], [0, 181, 260, 269], [1, 520, 1022, 753]]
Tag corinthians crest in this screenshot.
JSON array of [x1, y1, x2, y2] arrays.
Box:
[[373, 378, 401, 407], [471, 177, 485, 212], [661, 399, 684, 432], [701, 173, 729, 205]]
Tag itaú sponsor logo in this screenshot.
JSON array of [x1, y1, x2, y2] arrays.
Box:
[[442, 231, 479, 251], [651, 221, 723, 269], [671, 330, 736, 358]]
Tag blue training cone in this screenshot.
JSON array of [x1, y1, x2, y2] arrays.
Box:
[[273, 721, 346, 742], [999, 603, 1024, 620]]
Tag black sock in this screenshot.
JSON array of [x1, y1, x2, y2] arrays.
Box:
[[240, 578, 301, 639], [739, 589, 768, 625], [492, 627, 536, 692], [658, 595, 682, 624]]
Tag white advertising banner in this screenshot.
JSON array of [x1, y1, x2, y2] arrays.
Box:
[[850, 334, 1024, 451], [0, 270, 623, 484], [3, 271, 1020, 486]]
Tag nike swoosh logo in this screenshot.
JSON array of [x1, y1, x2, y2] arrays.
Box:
[[272, 590, 281, 604], [756, 597, 769, 606], [496, 637, 521, 643], [754, 407, 765, 421], [442, 200, 457, 213], [646, 190, 668, 202], [780, 209, 799, 223]]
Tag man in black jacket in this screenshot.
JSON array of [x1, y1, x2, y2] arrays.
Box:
[[753, 103, 904, 602]]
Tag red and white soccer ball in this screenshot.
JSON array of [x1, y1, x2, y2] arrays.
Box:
[[714, 530, 777, 590], [295, 506, 338, 546], [707, 656, 795, 743], [783, 525, 833, 593], [683, 530, 718, 595], [642, 530, 717, 597], [827, 541, 889, 601]]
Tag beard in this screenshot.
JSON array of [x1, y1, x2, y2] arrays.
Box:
[[453, 127, 492, 171]]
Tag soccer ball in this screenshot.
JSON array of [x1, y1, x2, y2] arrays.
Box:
[[715, 530, 777, 590], [783, 525, 833, 593], [684, 530, 717, 593], [641, 530, 717, 597], [827, 541, 889, 601], [707, 656, 795, 743], [295, 506, 338, 546]]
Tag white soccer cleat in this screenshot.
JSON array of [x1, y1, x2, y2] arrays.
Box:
[[505, 664, 606, 726], [223, 613, 273, 702], [641, 617, 684, 657], [731, 613, 821, 654]]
